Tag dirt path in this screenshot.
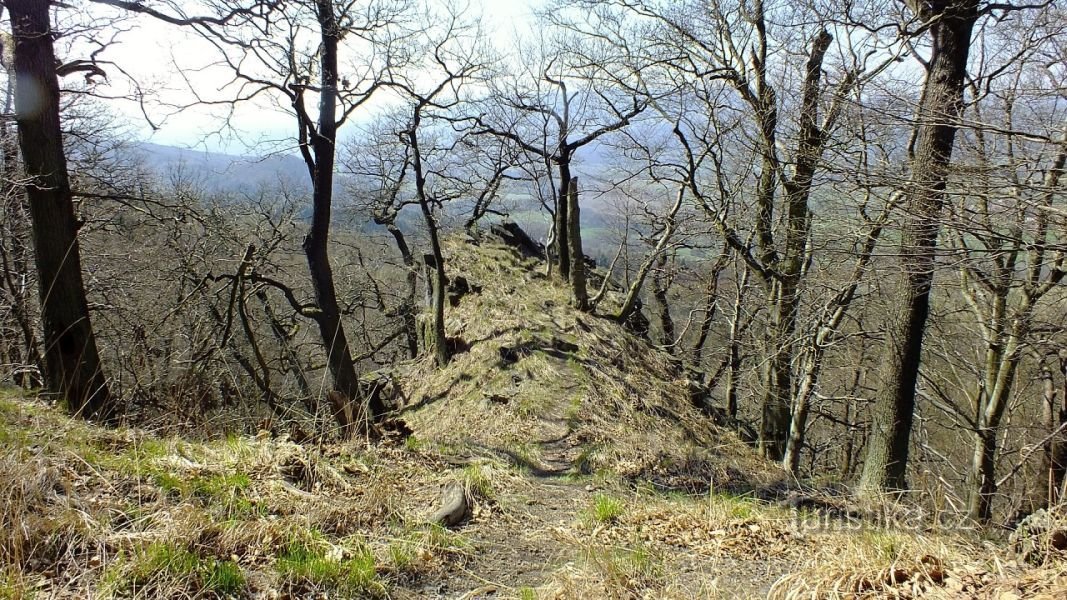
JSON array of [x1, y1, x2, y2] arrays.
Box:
[[395, 459, 795, 600]]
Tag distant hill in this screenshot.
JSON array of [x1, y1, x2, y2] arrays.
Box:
[[132, 142, 311, 195], [128, 142, 641, 259]]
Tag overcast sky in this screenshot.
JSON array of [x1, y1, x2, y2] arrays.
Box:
[[85, 0, 544, 154]]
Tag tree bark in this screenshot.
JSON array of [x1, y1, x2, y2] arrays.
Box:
[[688, 247, 729, 367], [554, 158, 572, 282], [1043, 354, 1067, 507], [0, 71, 43, 386], [860, 0, 979, 494], [758, 29, 830, 461], [616, 184, 685, 323], [651, 253, 674, 349], [302, 1, 380, 429], [7, 0, 113, 419], [408, 105, 449, 368], [783, 203, 888, 473], [384, 223, 419, 359], [725, 266, 752, 422], [566, 176, 588, 310]]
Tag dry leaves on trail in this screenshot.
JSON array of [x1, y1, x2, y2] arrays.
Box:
[[586, 502, 804, 560]]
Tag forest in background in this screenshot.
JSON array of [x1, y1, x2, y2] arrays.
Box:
[[0, 0, 1065, 534]]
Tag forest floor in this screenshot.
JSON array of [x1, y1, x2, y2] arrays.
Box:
[[3, 238, 1067, 598], [2, 389, 1067, 599]]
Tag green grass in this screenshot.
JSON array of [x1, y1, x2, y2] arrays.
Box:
[[202, 559, 244, 595], [709, 492, 757, 520], [0, 568, 32, 600], [192, 472, 257, 516], [421, 522, 471, 552], [387, 539, 417, 573], [151, 469, 258, 517], [110, 541, 245, 597], [462, 463, 495, 501], [404, 434, 424, 452], [275, 538, 384, 597], [589, 494, 625, 524], [581, 544, 662, 591], [517, 586, 538, 600], [860, 531, 905, 560]]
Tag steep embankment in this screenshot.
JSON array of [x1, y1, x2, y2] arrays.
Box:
[[396, 235, 777, 492]]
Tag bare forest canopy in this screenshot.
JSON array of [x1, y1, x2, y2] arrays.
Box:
[[3, 0, 1067, 595]]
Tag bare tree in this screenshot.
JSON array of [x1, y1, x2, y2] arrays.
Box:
[[3, 0, 114, 419], [95, 0, 411, 433], [859, 0, 982, 494], [472, 32, 647, 309]]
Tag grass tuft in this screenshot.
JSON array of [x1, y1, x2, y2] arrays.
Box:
[[275, 538, 384, 597], [589, 494, 625, 524], [109, 541, 246, 597]]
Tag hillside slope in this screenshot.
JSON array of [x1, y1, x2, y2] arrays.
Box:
[[2, 236, 1066, 599], [395, 236, 776, 493]]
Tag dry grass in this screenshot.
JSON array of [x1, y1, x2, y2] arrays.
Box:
[[0, 388, 480, 598], [399, 239, 778, 491], [3, 240, 1066, 598]]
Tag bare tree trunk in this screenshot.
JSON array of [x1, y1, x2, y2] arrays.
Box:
[[967, 428, 999, 521], [7, 0, 113, 419], [566, 177, 588, 310], [859, 0, 978, 495], [651, 253, 674, 349], [419, 250, 449, 368], [255, 288, 314, 405], [384, 223, 419, 359], [616, 184, 685, 323], [783, 204, 888, 473], [758, 30, 831, 461], [0, 45, 42, 386], [302, 1, 379, 431], [408, 106, 449, 368], [1043, 353, 1067, 507], [725, 266, 752, 421], [554, 159, 572, 282], [688, 247, 729, 366]]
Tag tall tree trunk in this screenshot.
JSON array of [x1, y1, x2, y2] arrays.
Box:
[[554, 159, 572, 282], [304, 1, 379, 430], [966, 428, 999, 522], [408, 107, 449, 368], [7, 0, 113, 419], [724, 266, 751, 421], [566, 177, 588, 310], [0, 66, 42, 386], [1043, 353, 1067, 507], [419, 247, 448, 368], [783, 204, 887, 473], [688, 247, 729, 367], [651, 253, 674, 349], [757, 30, 830, 461], [859, 0, 978, 494], [384, 223, 419, 359]]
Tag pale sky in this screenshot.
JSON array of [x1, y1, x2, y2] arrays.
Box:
[[83, 0, 544, 154]]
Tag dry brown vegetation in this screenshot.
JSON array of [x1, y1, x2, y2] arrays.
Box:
[[2, 240, 1066, 598], [3, 387, 1066, 599]]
